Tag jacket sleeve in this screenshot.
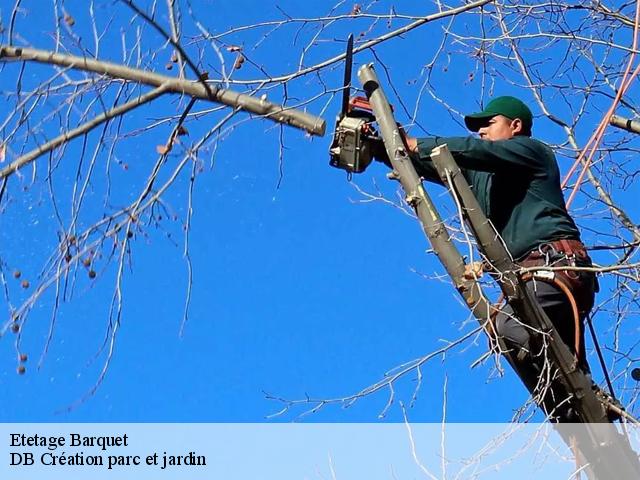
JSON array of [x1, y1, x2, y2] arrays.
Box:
[[408, 152, 443, 184], [416, 136, 547, 174]]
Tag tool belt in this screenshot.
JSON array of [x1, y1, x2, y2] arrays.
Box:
[[517, 239, 597, 317], [519, 239, 589, 263]]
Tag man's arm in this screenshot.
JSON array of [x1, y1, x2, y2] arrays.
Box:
[[372, 135, 443, 183], [373, 132, 547, 180], [413, 135, 547, 174]]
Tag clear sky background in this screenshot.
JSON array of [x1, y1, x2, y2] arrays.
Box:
[[0, 0, 638, 423]]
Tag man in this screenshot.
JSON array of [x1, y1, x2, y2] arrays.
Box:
[[375, 96, 598, 421]]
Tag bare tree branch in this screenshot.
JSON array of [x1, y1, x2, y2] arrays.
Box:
[[0, 45, 326, 135]]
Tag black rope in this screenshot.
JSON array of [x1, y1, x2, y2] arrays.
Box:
[[585, 240, 640, 251], [586, 313, 617, 400]]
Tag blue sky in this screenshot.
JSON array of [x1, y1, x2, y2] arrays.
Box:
[[0, 0, 638, 423]]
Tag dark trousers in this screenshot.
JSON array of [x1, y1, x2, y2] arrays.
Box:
[[493, 251, 597, 421]]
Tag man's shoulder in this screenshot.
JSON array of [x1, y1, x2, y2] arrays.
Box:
[[508, 135, 556, 160], [510, 135, 552, 152]]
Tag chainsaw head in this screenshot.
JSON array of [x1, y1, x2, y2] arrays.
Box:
[[328, 35, 378, 175], [329, 96, 378, 174]]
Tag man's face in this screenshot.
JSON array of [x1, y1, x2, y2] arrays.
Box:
[[477, 115, 522, 141]]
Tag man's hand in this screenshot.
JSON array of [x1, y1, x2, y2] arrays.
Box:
[[370, 137, 390, 166], [463, 261, 485, 280], [397, 125, 418, 154], [404, 134, 418, 154], [370, 127, 418, 167]]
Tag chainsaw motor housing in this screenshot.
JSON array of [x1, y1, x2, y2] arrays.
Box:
[[329, 113, 374, 174]]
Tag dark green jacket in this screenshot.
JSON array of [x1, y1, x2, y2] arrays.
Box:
[[415, 135, 580, 259]]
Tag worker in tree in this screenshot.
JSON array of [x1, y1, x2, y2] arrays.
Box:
[[374, 96, 598, 421]]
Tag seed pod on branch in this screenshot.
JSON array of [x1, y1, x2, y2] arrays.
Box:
[[233, 54, 245, 70]]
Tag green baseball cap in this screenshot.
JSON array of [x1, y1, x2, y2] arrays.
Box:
[[464, 96, 533, 133]]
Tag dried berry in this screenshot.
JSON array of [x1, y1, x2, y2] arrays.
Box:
[[17, 365, 26, 375], [82, 257, 92, 267], [19, 353, 28, 363], [13, 270, 21, 279], [233, 54, 245, 70], [11, 323, 20, 334], [632, 368, 640, 381], [88, 270, 97, 279], [21, 280, 29, 289]]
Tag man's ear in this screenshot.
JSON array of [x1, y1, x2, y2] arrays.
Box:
[[511, 118, 524, 135]]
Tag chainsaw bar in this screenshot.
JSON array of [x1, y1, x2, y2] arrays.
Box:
[[328, 34, 375, 175], [340, 34, 354, 118]]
